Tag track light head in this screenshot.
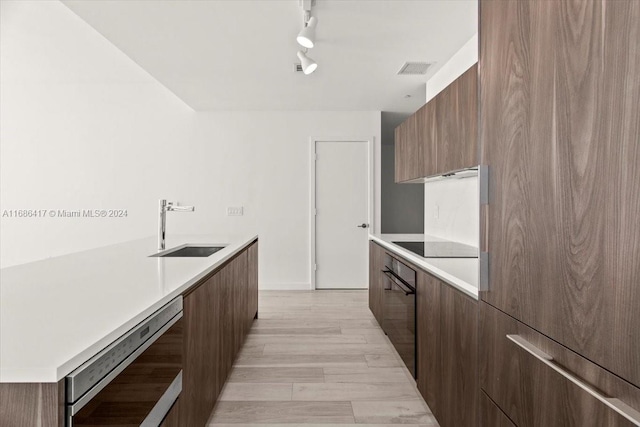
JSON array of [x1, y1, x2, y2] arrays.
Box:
[[297, 50, 318, 75], [297, 16, 317, 49]]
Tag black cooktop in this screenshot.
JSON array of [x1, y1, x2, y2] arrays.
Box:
[[392, 241, 478, 258]]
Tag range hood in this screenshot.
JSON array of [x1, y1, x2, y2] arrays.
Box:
[[401, 166, 479, 184]]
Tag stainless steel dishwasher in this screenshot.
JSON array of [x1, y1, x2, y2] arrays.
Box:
[[65, 296, 183, 426]]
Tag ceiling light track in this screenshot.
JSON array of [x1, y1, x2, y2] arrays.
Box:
[[294, 0, 318, 75]]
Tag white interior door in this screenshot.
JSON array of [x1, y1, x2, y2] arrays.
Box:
[[314, 140, 370, 289]]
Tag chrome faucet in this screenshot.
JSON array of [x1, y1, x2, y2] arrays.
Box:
[[158, 199, 195, 250]]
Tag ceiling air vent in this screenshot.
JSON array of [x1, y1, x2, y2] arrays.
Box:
[[294, 63, 304, 72], [397, 62, 433, 75]]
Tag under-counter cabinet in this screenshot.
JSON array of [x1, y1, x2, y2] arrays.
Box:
[[181, 241, 257, 426], [395, 64, 478, 183], [479, 0, 640, 420], [368, 241, 386, 325], [416, 271, 478, 427], [369, 242, 478, 427]]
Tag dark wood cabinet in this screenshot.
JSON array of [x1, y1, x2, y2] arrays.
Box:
[[368, 241, 386, 325], [480, 0, 640, 389], [480, 392, 515, 427], [394, 112, 423, 183], [395, 64, 478, 182], [247, 241, 258, 327], [183, 270, 220, 426], [414, 265, 478, 427], [440, 284, 478, 427], [436, 64, 478, 175], [181, 241, 257, 426], [416, 270, 441, 420], [160, 398, 181, 427], [480, 302, 640, 427]]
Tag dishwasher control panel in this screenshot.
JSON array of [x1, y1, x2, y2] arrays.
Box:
[[65, 296, 183, 403]]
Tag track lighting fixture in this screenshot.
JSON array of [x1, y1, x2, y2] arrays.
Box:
[[297, 16, 317, 48], [294, 0, 318, 75], [297, 50, 318, 75]]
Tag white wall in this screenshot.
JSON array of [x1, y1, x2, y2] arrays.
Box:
[[172, 111, 380, 290], [0, 1, 381, 290], [423, 33, 479, 247], [0, 0, 194, 267], [426, 33, 478, 102]]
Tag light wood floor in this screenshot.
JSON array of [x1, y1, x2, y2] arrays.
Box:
[[207, 290, 438, 426]]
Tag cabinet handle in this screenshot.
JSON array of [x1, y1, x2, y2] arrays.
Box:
[[506, 334, 640, 426]]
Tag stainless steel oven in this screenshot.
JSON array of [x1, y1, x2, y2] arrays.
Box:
[[382, 254, 416, 378], [66, 296, 183, 426]]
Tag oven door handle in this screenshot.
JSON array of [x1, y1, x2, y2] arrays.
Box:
[[382, 270, 415, 295]]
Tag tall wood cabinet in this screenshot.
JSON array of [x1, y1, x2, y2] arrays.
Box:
[[395, 64, 478, 182], [480, 0, 640, 424]]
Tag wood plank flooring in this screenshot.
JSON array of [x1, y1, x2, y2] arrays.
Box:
[[208, 290, 438, 426]]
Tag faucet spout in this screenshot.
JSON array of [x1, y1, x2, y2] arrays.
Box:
[[158, 199, 195, 250]]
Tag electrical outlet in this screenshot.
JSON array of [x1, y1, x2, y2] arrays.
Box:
[[227, 207, 244, 216]]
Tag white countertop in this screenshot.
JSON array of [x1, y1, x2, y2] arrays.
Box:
[[0, 233, 257, 383], [369, 234, 478, 300]]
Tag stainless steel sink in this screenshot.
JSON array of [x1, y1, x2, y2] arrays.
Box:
[[151, 245, 226, 258]]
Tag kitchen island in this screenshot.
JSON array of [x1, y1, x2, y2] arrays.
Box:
[[0, 233, 258, 425]]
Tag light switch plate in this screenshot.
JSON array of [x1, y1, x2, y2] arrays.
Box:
[[227, 207, 244, 216]]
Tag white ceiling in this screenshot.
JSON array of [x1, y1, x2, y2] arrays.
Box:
[[62, 0, 477, 112]]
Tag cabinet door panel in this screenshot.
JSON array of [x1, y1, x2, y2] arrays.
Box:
[[247, 242, 259, 328], [480, 302, 640, 427], [416, 271, 441, 419], [418, 102, 437, 177], [480, 392, 515, 427], [436, 65, 478, 175], [183, 275, 219, 426], [368, 241, 386, 325], [440, 284, 478, 427], [480, 0, 640, 388], [394, 114, 423, 182], [232, 252, 248, 356]]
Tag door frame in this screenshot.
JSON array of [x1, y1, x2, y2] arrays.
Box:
[[309, 136, 375, 290]]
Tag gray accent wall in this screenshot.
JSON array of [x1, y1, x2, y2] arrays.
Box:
[[381, 112, 424, 234]]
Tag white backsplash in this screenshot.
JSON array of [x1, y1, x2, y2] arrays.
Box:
[[424, 176, 479, 247]]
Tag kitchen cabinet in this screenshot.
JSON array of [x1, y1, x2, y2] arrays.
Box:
[[181, 242, 257, 426], [395, 64, 477, 182], [435, 64, 478, 175], [412, 261, 478, 427], [480, 392, 514, 427], [247, 241, 258, 328], [368, 241, 386, 325], [416, 270, 441, 420], [439, 283, 478, 427], [480, 301, 640, 427], [480, 0, 640, 389], [160, 398, 181, 427]]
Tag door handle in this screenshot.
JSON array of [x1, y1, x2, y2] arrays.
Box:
[[506, 334, 640, 425], [357, 223, 369, 228]]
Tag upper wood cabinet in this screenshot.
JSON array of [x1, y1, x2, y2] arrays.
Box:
[[394, 112, 423, 182], [395, 64, 478, 183], [436, 65, 478, 175], [480, 0, 640, 388]]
